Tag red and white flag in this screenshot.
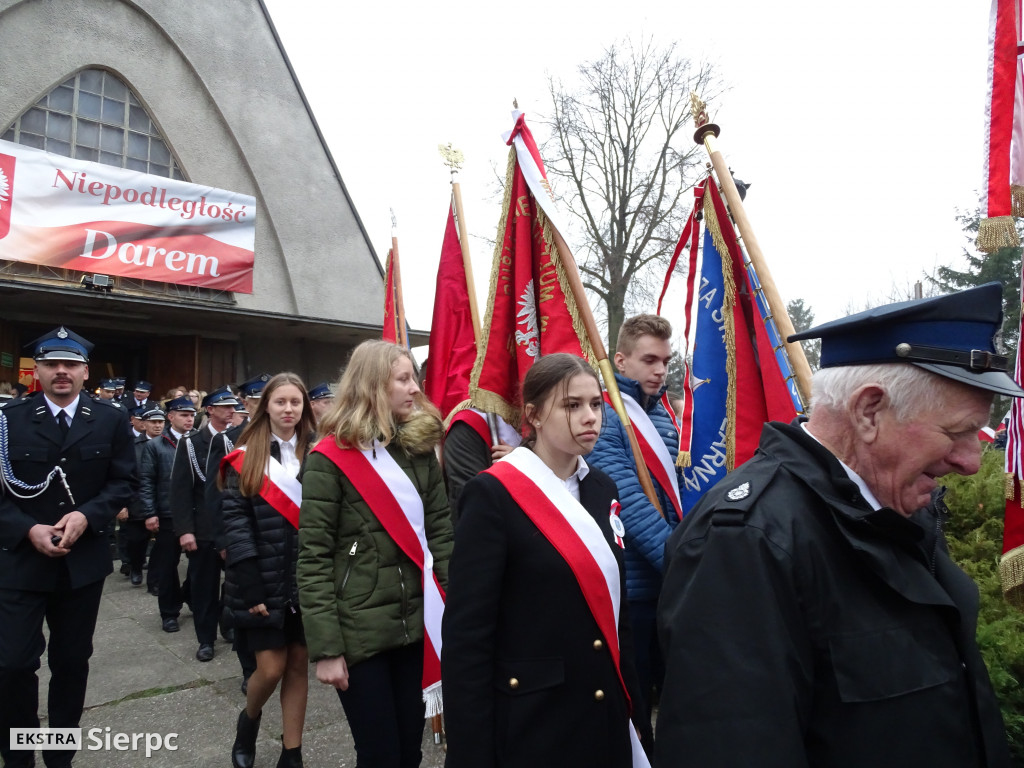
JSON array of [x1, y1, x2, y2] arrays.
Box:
[[1001, 271, 1024, 606], [423, 200, 477, 420], [469, 111, 594, 427], [382, 246, 408, 347], [980, 0, 1024, 251]]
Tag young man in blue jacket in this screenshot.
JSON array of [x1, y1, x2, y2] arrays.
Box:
[[586, 313, 683, 718]]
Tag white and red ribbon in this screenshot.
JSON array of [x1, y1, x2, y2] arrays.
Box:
[[311, 438, 446, 717], [224, 445, 301, 529], [447, 408, 522, 450], [604, 391, 683, 521]]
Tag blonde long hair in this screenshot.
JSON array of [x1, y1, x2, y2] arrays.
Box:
[[320, 340, 439, 449], [231, 372, 316, 497]]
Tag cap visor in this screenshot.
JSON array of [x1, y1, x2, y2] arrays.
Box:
[[914, 363, 1024, 398]]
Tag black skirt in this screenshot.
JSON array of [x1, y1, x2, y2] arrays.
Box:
[[236, 607, 305, 653]]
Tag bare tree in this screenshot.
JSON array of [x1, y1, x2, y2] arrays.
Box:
[[544, 38, 721, 348]]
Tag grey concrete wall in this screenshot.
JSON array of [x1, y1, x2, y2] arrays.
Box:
[[238, 334, 353, 390], [0, 0, 384, 325]]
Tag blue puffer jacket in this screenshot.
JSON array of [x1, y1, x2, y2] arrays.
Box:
[[586, 373, 681, 603]]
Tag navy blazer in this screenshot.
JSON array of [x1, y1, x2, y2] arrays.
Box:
[[442, 463, 651, 768], [0, 394, 135, 590]]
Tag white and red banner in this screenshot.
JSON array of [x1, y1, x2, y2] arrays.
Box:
[[0, 139, 256, 292]]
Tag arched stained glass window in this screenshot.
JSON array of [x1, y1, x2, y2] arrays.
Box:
[[2, 68, 185, 181]]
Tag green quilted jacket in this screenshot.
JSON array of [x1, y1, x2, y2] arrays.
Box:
[[297, 413, 453, 666]]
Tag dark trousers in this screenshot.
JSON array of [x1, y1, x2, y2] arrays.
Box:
[[336, 642, 425, 768], [628, 598, 663, 719], [120, 519, 149, 571], [152, 525, 183, 619], [0, 567, 104, 768], [185, 542, 222, 645]]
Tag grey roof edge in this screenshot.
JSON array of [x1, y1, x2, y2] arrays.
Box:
[[256, 0, 386, 281]]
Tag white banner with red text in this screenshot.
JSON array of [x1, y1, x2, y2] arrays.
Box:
[[0, 139, 255, 292]]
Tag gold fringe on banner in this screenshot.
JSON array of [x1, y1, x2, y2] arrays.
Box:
[[1008, 472, 1017, 501], [702, 189, 738, 471], [676, 451, 691, 468], [977, 215, 1020, 253], [1000, 545, 1024, 608], [442, 399, 473, 430], [1013, 185, 1024, 218], [539, 210, 597, 367]]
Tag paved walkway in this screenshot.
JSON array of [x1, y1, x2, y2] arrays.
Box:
[[21, 566, 447, 767]]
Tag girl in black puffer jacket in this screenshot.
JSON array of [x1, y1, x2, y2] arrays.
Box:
[[221, 372, 316, 768]]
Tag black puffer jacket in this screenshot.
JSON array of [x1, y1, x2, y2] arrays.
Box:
[[222, 441, 301, 628], [139, 430, 182, 520]]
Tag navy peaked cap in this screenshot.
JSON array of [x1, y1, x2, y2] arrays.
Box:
[[239, 373, 271, 398], [789, 282, 1024, 397], [28, 326, 93, 363], [308, 382, 334, 401], [203, 386, 239, 408]]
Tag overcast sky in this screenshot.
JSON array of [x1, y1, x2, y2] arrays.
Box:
[[262, 0, 991, 344]]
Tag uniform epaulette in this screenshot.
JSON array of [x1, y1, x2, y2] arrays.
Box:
[[93, 398, 123, 410], [704, 462, 779, 525], [0, 397, 31, 411]]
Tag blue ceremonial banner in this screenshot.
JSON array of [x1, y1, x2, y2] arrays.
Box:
[[680, 225, 730, 511]]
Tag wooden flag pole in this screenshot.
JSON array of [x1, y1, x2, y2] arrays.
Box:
[[452, 184, 481, 343], [391, 234, 409, 350], [440, 143, 481, 344], [549, 227, 664, 517], [690, 94, 813, 406]]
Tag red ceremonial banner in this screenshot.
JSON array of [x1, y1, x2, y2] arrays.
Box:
[[383, 247, 399, 343], [469, 113, 593, 427], [0, 139, 256, 292], [423, 201, 476, 419]]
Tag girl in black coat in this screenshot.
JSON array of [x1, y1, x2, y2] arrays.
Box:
[[222, 372, 316, 768], [441, 354, 653, 768]]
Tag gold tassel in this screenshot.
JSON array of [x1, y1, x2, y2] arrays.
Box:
[[676, 451, 691, 468], [703, 191, 738, 471], [1008, 472, 1017, 501], [1012, 185, 1024, 218], [1000, 546, 1024, 608], [977, 216, 1020, 253]]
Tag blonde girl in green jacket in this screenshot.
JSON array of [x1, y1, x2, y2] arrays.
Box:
[[297, 340, 453, 768]]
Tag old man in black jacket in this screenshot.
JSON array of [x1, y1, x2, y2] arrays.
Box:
[[656, 284, 1019, 768]]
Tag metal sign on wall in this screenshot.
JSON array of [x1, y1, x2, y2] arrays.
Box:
[[0, 139, 256, 293]]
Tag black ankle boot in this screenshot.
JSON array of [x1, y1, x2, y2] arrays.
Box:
[[276, 744, 303, 768], [231, 708, 261, 768]]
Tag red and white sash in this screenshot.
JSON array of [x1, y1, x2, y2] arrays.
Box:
[[446, 408, 522, 449], [485, 448, 651, 768], [223, 445, 301, 529], [311, 437, 445, 717], [603, 391, 683, 521]]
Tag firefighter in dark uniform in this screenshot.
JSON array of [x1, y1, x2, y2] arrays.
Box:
[[0, 326, 135, 768], [307, 381, 335, 425], [205, 382, 266, 691], [170, 386, 239, 662], [238, 373, 271, 417], [128, 381, 155, 411]]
